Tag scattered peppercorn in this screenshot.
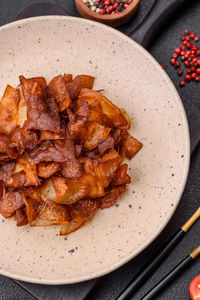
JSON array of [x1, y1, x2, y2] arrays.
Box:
[[191, 72, 197, 79], [196, 76, 200, 82], [177, 69, 183, 75], [170, 29, 200, 87], [185, 74, 191, 82], [180, 80, 185, 87], [82, 0, 133, 14]]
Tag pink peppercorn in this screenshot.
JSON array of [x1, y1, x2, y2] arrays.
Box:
[[172, 53, 178, 59], [189, 32, 195, 39], [100, 8, 106, 14], [195, 76, 200, 82], [179, 80, 185, 87], [185, 50, 191, 56], [177, 69, 183, 75], [192, 58, 198, 64], [180, 35, 185, 41], [170, 58, 176, 65], [180, 45, 185, 51], [184, 60, 189, 67], [175, 48, 181, 54], [191, 72, 197, 79], [185, 74, 191, 82], [192, 45, 198, 51]]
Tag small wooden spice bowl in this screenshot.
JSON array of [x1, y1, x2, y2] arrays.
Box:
[[75, 0, 140, 28]]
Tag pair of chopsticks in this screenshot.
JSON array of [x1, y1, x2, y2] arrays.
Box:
[[117, 207, 200, 300]]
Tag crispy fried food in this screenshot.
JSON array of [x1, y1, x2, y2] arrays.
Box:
[[0, 161, 15, 181], [25, 83, 60, 132], [1, 191, 25, 218], [40, 129, 65, 141], [98, 136, 114, 156], [23, 196, 40, 223], [37, 162, 60, 178], [68, 75, 95, 100], [28, 140, 65, 164], [80, 89, 128, 128], [14, 157, 40, 186], [19, 75, 47, 101], [111, 164, 131, 187], [83, 122, 111, 151], [120, 130, 143, 159], [0, 85, 20, 135], [60, 199, 98, 235], [74, 96, 88, 118], [0, 73, 142, 235], [54, 138, 82, 178], [31, 200, 70, 226], [98, 185, 126, 209], [15, 207, 28, 226], [63, 73, 73, 85], [48, 75, 71, 111], [40, 176, 89, 205], [10, 128, 38, 155]]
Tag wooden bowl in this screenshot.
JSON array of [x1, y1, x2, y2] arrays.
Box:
[[75, 0, 140, 28]]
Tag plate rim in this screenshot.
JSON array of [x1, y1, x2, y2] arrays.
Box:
[[0, 15, 190, 285]]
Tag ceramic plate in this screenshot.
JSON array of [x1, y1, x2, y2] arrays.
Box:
[[0, 16, 190, 284]]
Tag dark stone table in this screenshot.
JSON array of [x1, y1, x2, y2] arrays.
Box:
[[0, 0, 199, 299]]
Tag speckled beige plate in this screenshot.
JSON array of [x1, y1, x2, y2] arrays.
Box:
[[0, 16, 190, 285]]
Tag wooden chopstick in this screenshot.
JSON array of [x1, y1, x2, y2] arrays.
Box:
[[116, 207, 200, 300], [141, 245, 200, 300]]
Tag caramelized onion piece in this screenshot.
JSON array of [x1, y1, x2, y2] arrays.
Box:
[[0, 85, 20, 135], [111, 164, 131, 187], [37, 162, 60, 178], [98, 185, 126, 209], [31, 200, 70, 226], [68, 75, 95, 100], [60, 199, 98, 235], [25, 83, 60, 133], [120, 130, 143, 159], [1, 191, 25, 218], [48, 75, 71, 111]]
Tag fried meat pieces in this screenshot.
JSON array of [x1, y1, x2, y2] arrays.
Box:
[[0, 74, 142, 234]]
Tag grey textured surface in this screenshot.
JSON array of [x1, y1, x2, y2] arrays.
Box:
[[0, 0, 199, 300]]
